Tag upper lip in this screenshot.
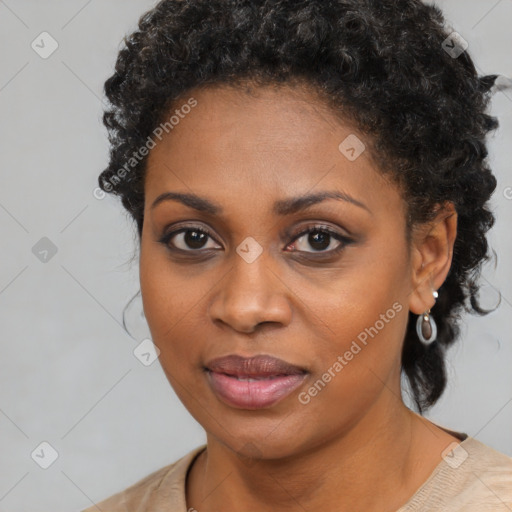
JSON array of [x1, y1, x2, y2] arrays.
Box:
[[205, 354, 307, 378]]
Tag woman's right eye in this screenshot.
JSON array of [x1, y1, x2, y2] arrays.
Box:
[[159, 227, 221, 252]]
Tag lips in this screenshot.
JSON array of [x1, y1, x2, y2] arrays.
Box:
[[205, 354, 307, 378], [204, 354, 308, 409]]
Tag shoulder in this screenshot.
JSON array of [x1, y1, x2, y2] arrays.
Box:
[[445, 437, 512, 510], [80, 444, 206, 512], [463, 437, 512, 470], [459, 437, 512, 495], [402, 437, 512, 512]]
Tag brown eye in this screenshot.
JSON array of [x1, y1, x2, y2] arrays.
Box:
[[160, 226, 221, 252], [287, 226, 351, 254]]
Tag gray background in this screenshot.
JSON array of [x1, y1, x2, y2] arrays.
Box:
[[0, 1, 511, 510]]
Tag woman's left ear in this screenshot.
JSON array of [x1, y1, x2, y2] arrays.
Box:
[[408, 202, 458, 315]]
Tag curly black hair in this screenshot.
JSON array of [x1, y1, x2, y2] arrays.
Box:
[[99, 0, 500, 413]]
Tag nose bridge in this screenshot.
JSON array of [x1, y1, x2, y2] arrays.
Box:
[[231, 239, 273, 297], [208, 239, 292, 332]]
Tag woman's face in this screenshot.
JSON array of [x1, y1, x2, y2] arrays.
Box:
[[140, 83, 418, 459]]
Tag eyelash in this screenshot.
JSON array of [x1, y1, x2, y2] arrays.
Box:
[[158, 224, 352, 257]]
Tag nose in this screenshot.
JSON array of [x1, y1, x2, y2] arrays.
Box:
[[207, 251, 293, 334]]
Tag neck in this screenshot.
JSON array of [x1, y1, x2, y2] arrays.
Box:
[[186, 393, 453, 512]]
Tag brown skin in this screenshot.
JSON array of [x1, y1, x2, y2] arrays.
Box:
[[139, 82, 459, 512]]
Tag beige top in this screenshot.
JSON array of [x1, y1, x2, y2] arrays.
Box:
[[82, 430, 512, 512]]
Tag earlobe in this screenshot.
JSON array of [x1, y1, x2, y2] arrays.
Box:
[[408, 202, 458, 315]]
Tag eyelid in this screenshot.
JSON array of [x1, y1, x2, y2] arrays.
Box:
[[285, 223, 350, 243]]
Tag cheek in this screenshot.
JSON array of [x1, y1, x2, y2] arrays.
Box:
[[313, 291, 406, 383], [296, 300, 408, 428], [139, 241, 219, 377], [303, 241, 407, 343], [300, 238, 409, 389], [140, 241, 189, 350]]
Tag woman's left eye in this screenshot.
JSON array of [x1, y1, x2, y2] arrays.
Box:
[[286, 226, 350, 254], [159, 224, 351, 255]]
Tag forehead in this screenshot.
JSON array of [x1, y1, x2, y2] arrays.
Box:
[[144, 83, 403, 221]]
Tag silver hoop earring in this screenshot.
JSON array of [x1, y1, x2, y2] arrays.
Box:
[[416, 290, 438, 345]]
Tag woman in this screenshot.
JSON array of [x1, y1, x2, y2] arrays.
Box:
[[83, 0, 512, 510]]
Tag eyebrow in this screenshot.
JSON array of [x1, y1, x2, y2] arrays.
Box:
[[150, 190, 372, 216]]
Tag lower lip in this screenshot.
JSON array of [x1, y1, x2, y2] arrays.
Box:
[[206, 370, 308, 409]]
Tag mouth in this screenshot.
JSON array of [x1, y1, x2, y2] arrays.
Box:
[[213, 373, 294, 381], [204, 354, 308, 409]]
